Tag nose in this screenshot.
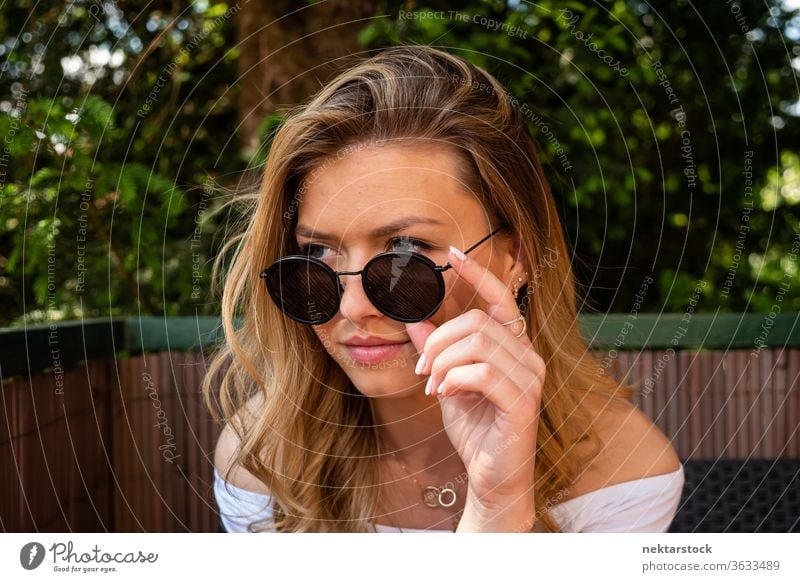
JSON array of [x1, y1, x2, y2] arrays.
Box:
[[337, 264, 383, 323]]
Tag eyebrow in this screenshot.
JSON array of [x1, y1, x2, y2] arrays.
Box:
[[294, 216, 445, 241]]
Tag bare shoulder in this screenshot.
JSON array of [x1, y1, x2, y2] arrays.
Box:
[[565, 392, 681, 500], [213, 392, 270, 495]]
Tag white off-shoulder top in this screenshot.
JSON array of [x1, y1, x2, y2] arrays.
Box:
[[213, 462, 685, 533]]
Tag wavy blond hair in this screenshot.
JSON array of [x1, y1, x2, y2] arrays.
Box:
[[201, 44, 633, 533]]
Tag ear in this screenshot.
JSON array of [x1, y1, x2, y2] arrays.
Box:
[[505, 231, 531, 286]]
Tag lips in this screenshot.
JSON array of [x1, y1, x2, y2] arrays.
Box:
[[342, 336, 408, 347], [343, 341, 410, 364]]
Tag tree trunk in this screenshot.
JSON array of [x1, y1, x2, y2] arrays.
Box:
[[235, 0, 376, 155]]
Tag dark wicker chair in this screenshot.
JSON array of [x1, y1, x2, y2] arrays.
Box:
[[668, 459, 800, 532]]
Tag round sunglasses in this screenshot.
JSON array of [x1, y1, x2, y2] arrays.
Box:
[[261, 221, 509, 324]]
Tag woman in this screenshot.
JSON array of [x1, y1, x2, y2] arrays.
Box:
[[203, 45, 684, 533]]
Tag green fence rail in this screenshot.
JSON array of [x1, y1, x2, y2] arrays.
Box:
[[1, 313, 798, 380]]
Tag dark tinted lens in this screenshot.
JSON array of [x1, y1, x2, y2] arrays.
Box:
[[364, 253, 444, 322], [265, 257, 339, 324]]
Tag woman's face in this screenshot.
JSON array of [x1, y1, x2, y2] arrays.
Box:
[[294, 142, 518, 398]]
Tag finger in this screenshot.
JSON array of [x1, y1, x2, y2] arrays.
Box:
[[426, 331, 543, 398], [447, 244, 523, 328], [405, 320, 436, 374], [436, 363, 528, 416], [418, 308, 543, 377], [406, 320, 435, 354]]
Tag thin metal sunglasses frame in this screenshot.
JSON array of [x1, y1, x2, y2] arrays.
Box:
[[260, 220, 509, 323]]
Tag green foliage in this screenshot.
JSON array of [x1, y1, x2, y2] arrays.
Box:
[[357, 0, 800, 314], [0, 1, 243, 325], [1, 0, 798, 325]]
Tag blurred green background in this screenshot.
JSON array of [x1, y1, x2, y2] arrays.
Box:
[[1, 0, 799, 327]]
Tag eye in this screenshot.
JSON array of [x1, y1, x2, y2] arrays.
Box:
[[389, 236, 432, 253], [296, 242, 330, 260], [295, 236, 433, 261]]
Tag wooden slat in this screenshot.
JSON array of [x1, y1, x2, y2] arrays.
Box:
[[639, 350, 655, 421], [686, 351, 702, 459], [788, 350, 800, 458], [186, 351, 201, 532], [760, 348, 776, 458], [772, 348, 787, 458], [709, 351, 725, 458], [163, 350, 180, 532], [733, 351, 748, 458], [4, 344, 799, 533], [112, 357, 128, 530], [748, 350, 762, 458]]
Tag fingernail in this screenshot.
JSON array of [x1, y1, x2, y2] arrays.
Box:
[[415, 353, 427, 375], [424, 377, 433, 395], [437, 383, 445, 395], [449, 245, 467, 261]]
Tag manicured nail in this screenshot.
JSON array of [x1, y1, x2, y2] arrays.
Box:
[[437, 383, 445, 395], [415, 353, 427, 375], [424, 377, 433, 395], [449, 245, 467, 261]]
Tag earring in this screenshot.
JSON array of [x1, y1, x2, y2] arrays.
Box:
[[512, 276, 524, 300]]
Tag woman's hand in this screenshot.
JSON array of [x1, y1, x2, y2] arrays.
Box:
[[405, 245, 545, 532]]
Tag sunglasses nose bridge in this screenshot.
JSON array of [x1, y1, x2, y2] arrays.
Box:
[[336, 264, 391, 323], [334, 268, 364, 292]]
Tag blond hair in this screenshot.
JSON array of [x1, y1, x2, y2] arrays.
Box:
[[202, 44, 633, 533]]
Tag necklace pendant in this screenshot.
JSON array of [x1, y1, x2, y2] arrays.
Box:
[[437, 486, 457, 508], [422, 485, 441, 508]]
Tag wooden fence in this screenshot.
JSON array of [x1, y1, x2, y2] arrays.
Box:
[[1, 314, 798, 532]]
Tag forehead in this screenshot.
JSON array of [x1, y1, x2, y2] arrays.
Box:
[[295, 144, 483, 234]]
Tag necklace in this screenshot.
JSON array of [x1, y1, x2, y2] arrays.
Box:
[[378, 440, 466, 532]]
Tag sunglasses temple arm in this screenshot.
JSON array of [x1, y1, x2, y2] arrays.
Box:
[[439, 222, 508, 271]]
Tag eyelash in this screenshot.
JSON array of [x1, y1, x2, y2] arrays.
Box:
[[297, 236, 433, 258]]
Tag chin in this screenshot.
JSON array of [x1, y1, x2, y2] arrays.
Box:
[[347, 374, 422, 398]]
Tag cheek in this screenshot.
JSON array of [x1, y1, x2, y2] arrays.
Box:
[[311, 324, 337, 354]]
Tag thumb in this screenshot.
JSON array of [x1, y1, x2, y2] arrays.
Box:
[[405, 320, 437, 357]]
